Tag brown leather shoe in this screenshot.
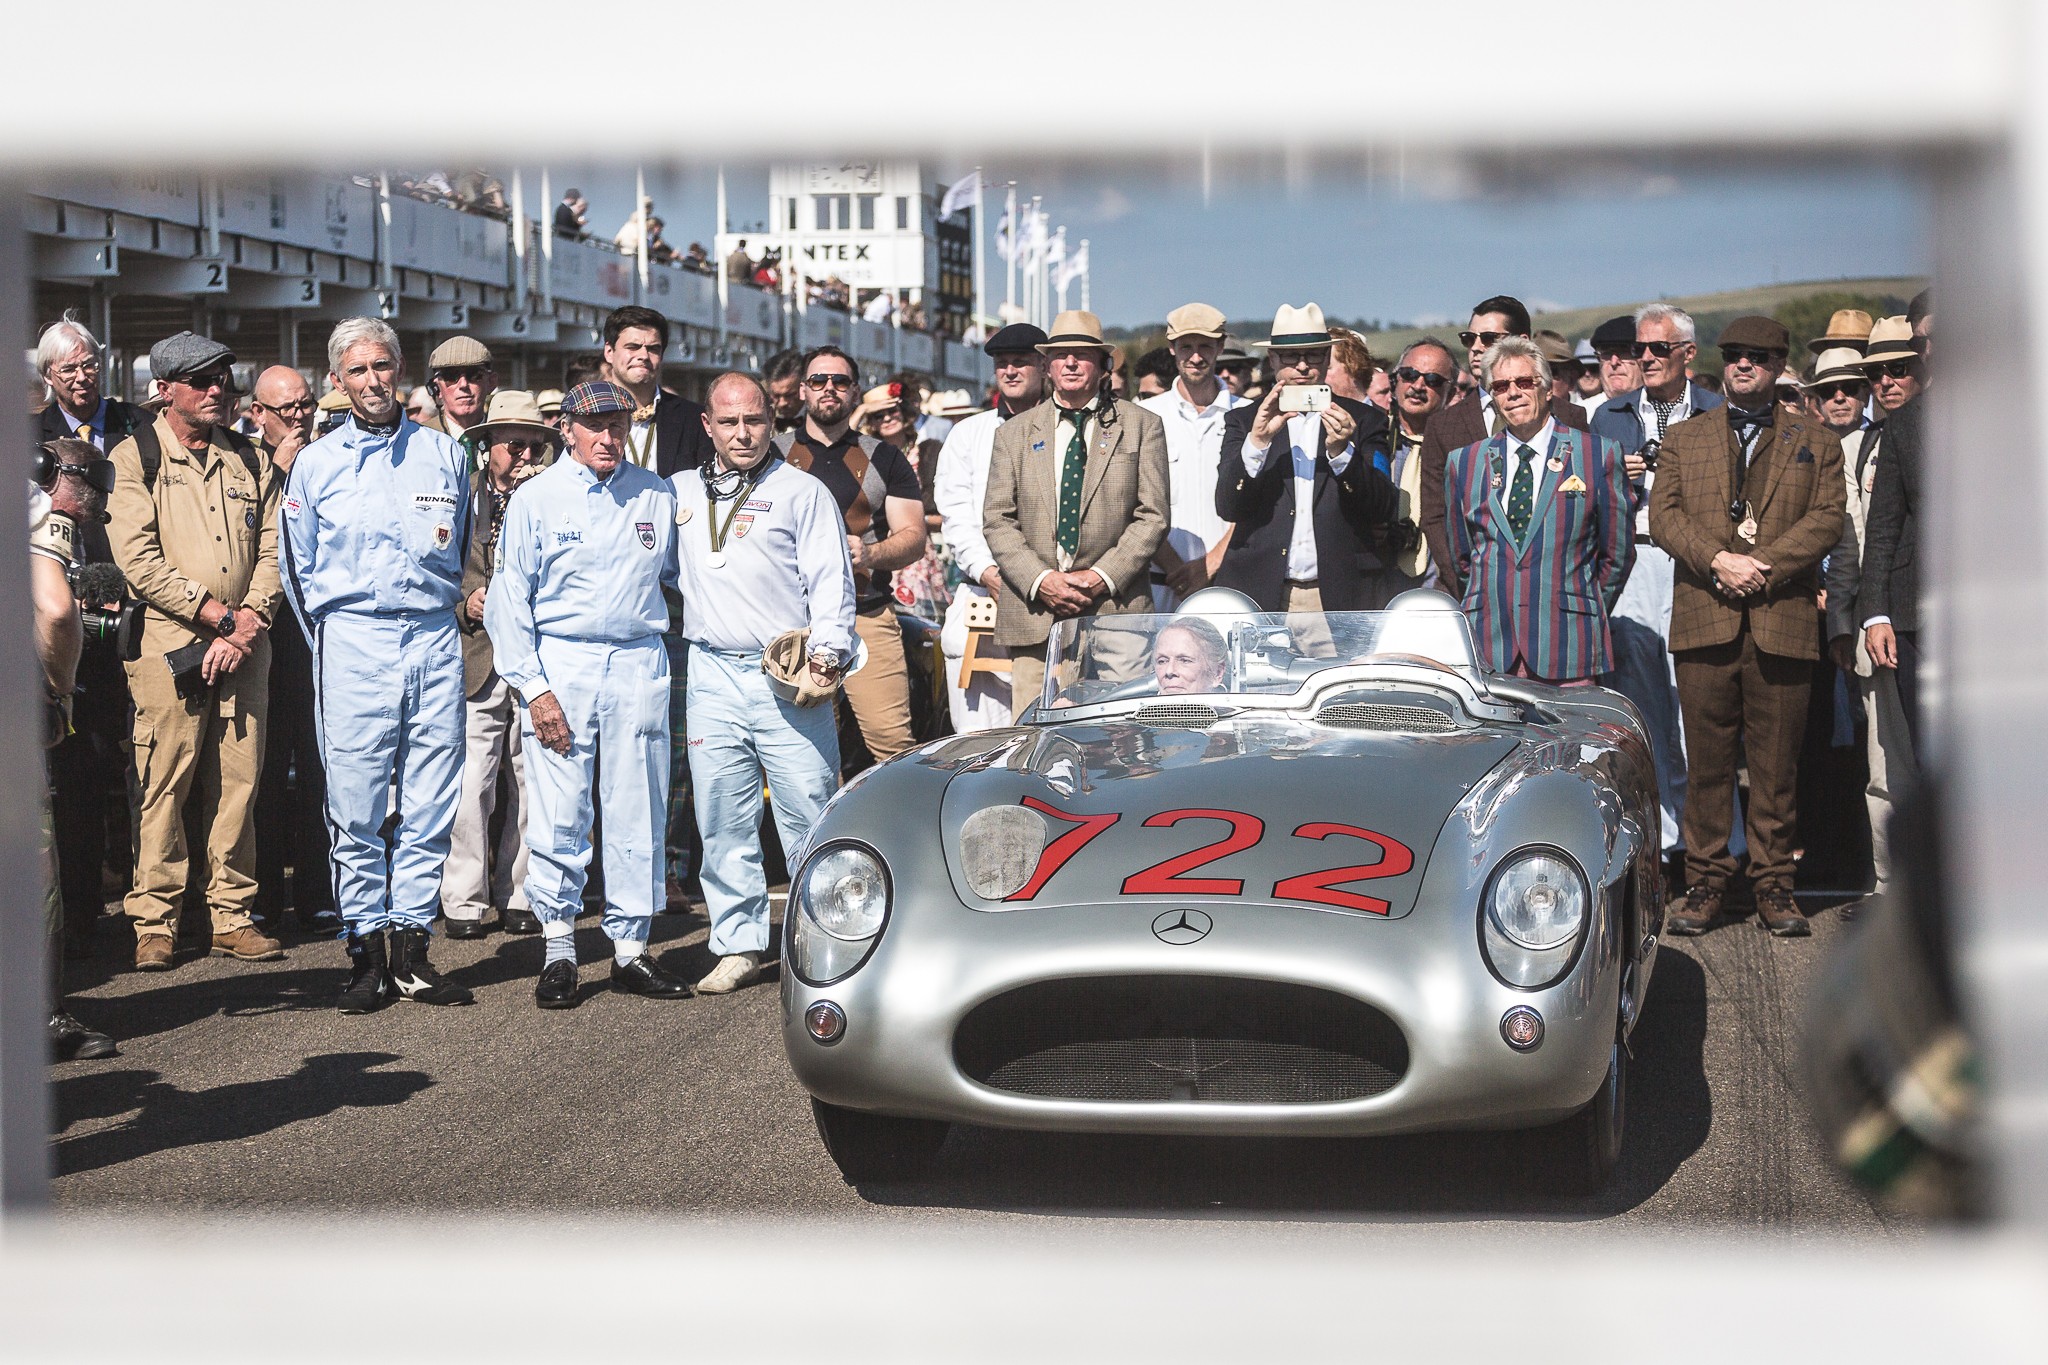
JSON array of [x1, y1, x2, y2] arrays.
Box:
[[1666, 885, 1722, 937], [211, 924, 285, 961], [1755, 885, 1811, 937], [134, 935, 175, 972]]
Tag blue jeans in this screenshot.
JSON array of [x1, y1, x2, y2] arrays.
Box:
[[518, 635, 669, 946], [686, 644, 839, 957], [312, 612, 464, 933]]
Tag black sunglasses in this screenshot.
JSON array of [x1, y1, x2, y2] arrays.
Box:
[[1869, 359, 1921, 380], [803, 373, 855, 391], [59, 460, 117, 496], [1633, 340, 1689, 358], [176, 370, 234, 392], [1808, 381, 1867, 402], [1720, 346, 1783, 366], [1458, 330, 1510, 350], [1391, 366, 1453, 391]]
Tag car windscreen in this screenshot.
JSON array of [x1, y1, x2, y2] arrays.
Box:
[[1041, 607, 1481, 712]]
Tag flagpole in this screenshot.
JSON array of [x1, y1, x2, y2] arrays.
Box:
[[1004, 184, 1017, 319], [1031, 195, 1044, 326], [970, 166, 985, 342], [634, 164, 649, 298], [1080, 238, 1091, 312]]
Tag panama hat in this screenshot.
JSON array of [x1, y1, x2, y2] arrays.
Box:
[[1036, 310, 1114, 356], [1809, 308, 1875, 354], [469, 389, 559, 446], [1259, 303, 1332, 350], [1859, 315, 1921, 367], [1810, 348, 1869, 386]]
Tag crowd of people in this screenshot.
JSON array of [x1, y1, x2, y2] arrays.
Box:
[[26, 278, 1929, 1063]]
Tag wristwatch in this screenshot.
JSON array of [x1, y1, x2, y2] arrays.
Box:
[[216, 608, 238, 639]]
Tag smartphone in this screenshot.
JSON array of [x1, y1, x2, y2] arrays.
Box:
[[1277, 384, 1332, 414]]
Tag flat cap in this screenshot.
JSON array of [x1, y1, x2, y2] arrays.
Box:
[[428, 335, 493, 371], [1715, 315, 1791, 352], [560, 379, 636, 417], [1164, 302, 1228, 341], [1589, 315, 1637, 349], [983, 322, 1048, 356], [149, 331, 235, 384]]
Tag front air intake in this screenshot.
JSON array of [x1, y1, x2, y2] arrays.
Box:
[[1132, 703, 1223, 728], [1315, 701, 1460, 733]]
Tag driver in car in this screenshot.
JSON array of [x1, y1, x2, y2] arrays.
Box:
[[1152, 618, 1228, 695]]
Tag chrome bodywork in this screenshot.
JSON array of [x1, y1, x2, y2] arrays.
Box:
[[782, 607, 1661, 1139]]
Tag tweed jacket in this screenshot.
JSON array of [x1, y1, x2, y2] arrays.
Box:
[[1211, 396, 1401, 611], [1446, 423, 1634, 680], [1419, 391, 1587, 600], [1649, 404, 1845, 660], [982, 396, 1170, 648]]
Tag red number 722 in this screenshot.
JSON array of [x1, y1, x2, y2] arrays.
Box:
[[1006, 799, 1412, 915]]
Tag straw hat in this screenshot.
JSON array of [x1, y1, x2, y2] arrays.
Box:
[[468, 390, 560, 446], [1808, 309, 1875, 354], [1035, 310, 1114, 356], [1259, 303, 1333, 350], [534, 388, 565, 418], [1859, 315, 1921, 367], [1809, 348, 1869, 386]]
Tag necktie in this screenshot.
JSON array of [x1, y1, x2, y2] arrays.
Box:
[[1649, 398, 1680, 441], [1506, 444, 1535, 539], [1054, 406, 1090, 560], [74, 423, 94, 447]]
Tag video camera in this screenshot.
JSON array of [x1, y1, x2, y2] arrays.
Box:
[[73, 561, 145, 662]]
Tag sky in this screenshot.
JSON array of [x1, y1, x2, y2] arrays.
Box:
[[526, 151, 1929, 330]]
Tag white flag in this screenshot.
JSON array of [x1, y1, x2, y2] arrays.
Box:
[[939, 170, 980, 220], [1057, 239, 1089, 291], [994, 208, 1014, 261], [1045, 227, 1067, 269]]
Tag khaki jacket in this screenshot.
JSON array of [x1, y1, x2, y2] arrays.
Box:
[[1649, 405, 1844, 661], [107, 415, 282, 655]]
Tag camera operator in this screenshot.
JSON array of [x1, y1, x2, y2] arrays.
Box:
[[30, 448, 118, 1060], [34, 317, 150, 958]]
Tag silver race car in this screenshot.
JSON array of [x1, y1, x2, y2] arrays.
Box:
[[780, 589, 1663, 1191]]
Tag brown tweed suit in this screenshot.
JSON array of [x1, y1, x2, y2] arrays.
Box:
[[983, 396, 1170, 712], [1650, 404, 1845, 894]]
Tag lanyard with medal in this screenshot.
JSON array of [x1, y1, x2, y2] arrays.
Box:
[[1728, 416, 1761, 545], [700, 459, 759, 570]]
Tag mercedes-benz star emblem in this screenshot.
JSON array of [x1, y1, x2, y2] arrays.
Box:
[[1151, 909, 1213, 945]]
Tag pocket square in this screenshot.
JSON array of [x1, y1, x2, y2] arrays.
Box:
[[1796, 447, 1814, 464], [1559, 474, 1587, 494]]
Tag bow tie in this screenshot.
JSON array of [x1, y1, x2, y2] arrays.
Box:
[[633, 404, 657, 423]]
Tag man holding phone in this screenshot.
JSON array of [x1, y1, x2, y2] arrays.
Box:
[[1211, 303, 1400, 616], [106, 332, 285, 972]]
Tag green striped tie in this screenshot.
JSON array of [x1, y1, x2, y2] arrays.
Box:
[[1055, 406, 1090, 559]]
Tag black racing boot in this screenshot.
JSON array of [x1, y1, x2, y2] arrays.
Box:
[[389, 926, 474, 1006], [338, 930, 392, 1014]]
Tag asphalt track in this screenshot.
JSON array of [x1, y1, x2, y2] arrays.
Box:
[[48, 890, 1901, 1231]]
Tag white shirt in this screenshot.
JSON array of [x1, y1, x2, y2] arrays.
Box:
[[1503, 419, 1557, 499], [1242, 411, 1353, 582], [1139, 380, 1247, 567], [1632, 385, 1696, 536], [932, 407, 1005, 583], [669, 458, 857, 664], [623, 416, 658, 471]]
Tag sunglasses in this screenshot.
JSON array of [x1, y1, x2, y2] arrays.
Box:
[[498, 438, 548, 455], [1593, 346, 1636, 362], [1487, 375, 1542, 395], [1392, 366, 1453, 391], [1459, 330, 1510, 350], [1808, 381, 1867, 402], [259, 398, 316, 415], [177, 371, 233, 392], [1633, 340, 1689, 358], [1869, 359, 1920, 380], [57, 460, 117, 496], [803, 374, 855, 391], [1719, 346, 1783, 367], [435, 367, 491, 385]]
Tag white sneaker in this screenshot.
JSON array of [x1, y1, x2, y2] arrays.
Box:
[[696, 951, 763, 995]]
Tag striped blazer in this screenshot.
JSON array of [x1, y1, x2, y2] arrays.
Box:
[[1445, 423, 1634, 681]]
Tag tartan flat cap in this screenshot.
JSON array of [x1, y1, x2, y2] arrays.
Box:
[[560, 380, 636, 416]]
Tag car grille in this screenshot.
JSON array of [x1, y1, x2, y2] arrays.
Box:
[[1132, 702, 1224, 728], [1314, 701, 1459, 732], [954, 976, 1408, 1104]]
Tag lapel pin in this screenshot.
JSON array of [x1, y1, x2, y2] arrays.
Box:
[[1547, 456, 1566, 472]]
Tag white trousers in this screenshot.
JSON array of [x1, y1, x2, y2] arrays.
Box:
[[441, 676, 530, 921], [938, 583, 1014, 734]]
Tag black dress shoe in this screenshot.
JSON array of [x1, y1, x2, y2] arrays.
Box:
[[444, 915, 493, 940], [611, 953, 693, 999], [48, 1010, 116, 1061], [502, 907, 542, 935], [535, 959, 579, 1010]]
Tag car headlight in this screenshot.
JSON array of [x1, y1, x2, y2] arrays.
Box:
[[790, 842, 891, 985], [959, 804, 1047, 900], [1480, 848, 1588, 990]]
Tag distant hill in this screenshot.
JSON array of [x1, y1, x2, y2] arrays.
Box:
[[1106, 276, 1927, 374]]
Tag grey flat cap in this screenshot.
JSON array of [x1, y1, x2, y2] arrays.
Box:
[[150, 331, 236, 383]]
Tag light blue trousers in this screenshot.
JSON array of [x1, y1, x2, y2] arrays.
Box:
[[312, 611, 465, 933], [686, 644, 839, 957], [518, 635, 670, 946], [1606, 616, 1689, 856]]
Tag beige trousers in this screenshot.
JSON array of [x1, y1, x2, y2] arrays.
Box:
[[841, 605, 917, 763], [442, 676, 530, 920], [124, 632, 269, 938]]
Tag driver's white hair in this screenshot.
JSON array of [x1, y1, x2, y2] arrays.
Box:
[[326, 317, 402, 376], [1479, 335, 1552, 390], [1633, 302, 1696, 343], [35, 315, 101, 378]]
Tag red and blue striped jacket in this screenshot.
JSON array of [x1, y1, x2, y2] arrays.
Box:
[[1445, 424, 1634, 681]]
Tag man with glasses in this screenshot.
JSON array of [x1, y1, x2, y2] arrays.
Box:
[[1385, 338, 1460, 586], [1583, 315, 1645, 416], [1212, 303, 1400, 614], [1857, 315, 1930, 759], [1139, 303, 1249, 609], [1589, 304, 1725, 874], [1418, 294, 1588, 598], [933, 323, 1047, 731], [1217, 343, 1262, 401], [419, 336, 496, 443], [106, 332, 285, 972], [246, 366, 337, 935], [776, 345, 927, 765], [1651, 316, 1845, 939], [34, 317, 152, 959]]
